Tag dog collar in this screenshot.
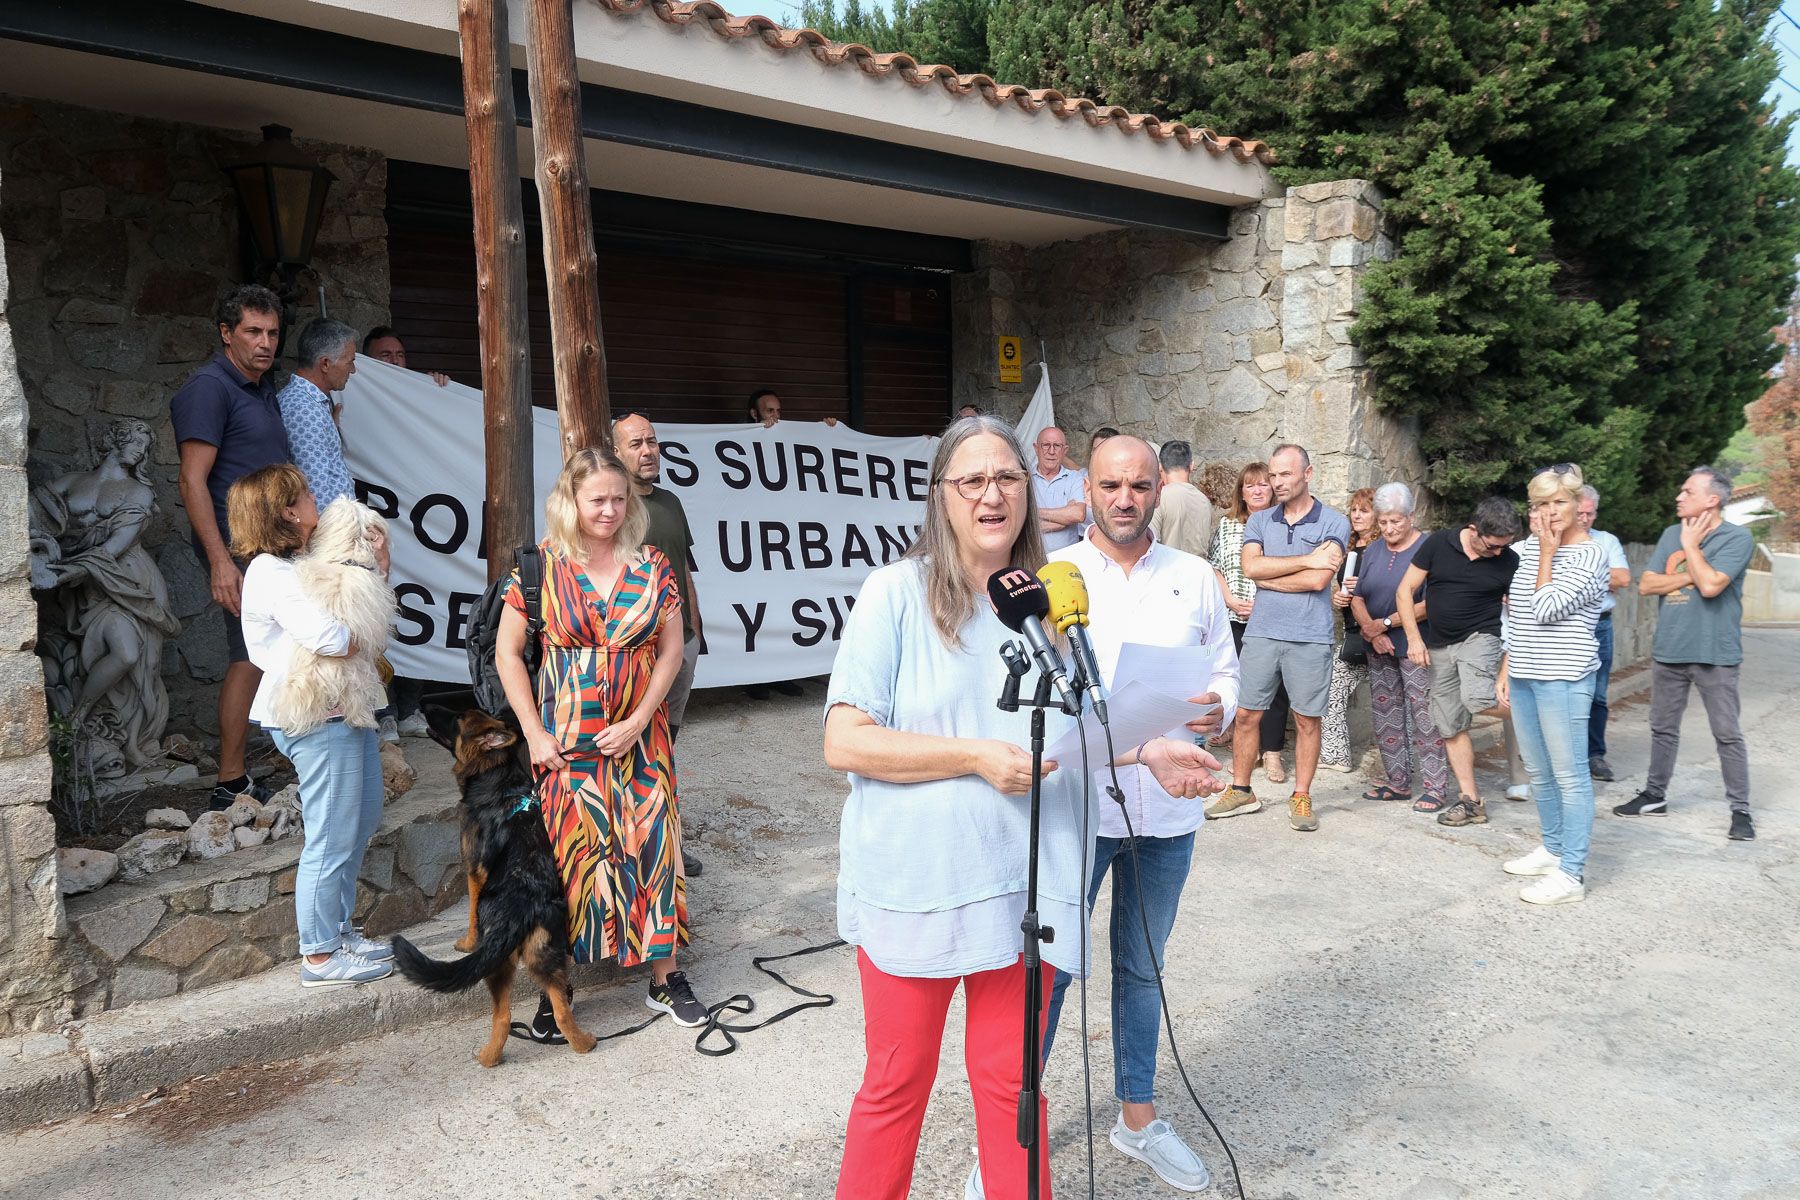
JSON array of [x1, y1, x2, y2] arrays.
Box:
[[511, 793, 539, 817]]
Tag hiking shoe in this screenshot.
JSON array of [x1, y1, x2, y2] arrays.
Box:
[[646, 971, 709, 1027], [1204, 786, 1261, 819], [300, 948, 393, 988], [1288, 792, 1318, 832], [1503, 846, 1562, 877], [1730, 812, 1756, 841], [339, 924, 393, 962], [395, 712, 430, 738], [1437, 796, 1487, 827], [1505, 784, 1531, 802], [1613, 790, 1668, 817], [378, 714, 400, 744], [1589, 755, 1615, 782], [1520, 871, 1585, 906], [1109, 1113, 1212, 1193], [210, 777, 273, 811]]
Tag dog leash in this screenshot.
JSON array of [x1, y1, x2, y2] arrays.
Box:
[[510, 938, 848, 1057]]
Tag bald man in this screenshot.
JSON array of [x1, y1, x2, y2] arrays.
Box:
[[1036, 434, 1236, 1192], [1031, 425, 1087, 551]]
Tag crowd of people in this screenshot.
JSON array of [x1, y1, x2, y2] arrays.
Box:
[[169, 283, 1760, 1197]]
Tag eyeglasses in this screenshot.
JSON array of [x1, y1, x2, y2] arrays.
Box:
[[1474, 536, 1513, 556], [939, 470, 1029, 500]]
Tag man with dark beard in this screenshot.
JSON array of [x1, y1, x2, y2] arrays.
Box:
[[1041, 434, 1238, 1193]]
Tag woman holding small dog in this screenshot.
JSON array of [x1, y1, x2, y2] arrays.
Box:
[[232, 465, 397, 988], [495, 448, 708, 1029]]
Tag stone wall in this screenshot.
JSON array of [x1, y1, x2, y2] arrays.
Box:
[[0, 144, 67, 1035], [0, 96, 391, 731], [953, 179, 1425, 510]]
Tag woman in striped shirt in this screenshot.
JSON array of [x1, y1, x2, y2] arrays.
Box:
[[1501, 464, 1610, 906]]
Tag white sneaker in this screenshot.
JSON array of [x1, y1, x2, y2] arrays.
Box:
[[1520, 870, 1585, 905], [299, 948, 393, 988], [378, 715, 400, 744], [1503, 845, 1561, 876], [395, 712, 430, 738], [1109, 1113, 1212, 1192], [964, 1161, 984, 1200], [1505, 784, 1531, 801], [339, 924, 393, 962]]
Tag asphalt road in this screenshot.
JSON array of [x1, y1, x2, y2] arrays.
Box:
[[5, 629, 1795, 1200]]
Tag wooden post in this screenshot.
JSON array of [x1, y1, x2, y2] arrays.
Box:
[[458, 0, 535, 581], [524, 0, 610, 459]]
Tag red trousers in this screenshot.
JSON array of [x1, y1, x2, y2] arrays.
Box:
[[836, 948, 1054, 1200]]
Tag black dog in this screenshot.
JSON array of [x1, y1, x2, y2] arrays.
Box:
[[389, 707, 595, 1067]]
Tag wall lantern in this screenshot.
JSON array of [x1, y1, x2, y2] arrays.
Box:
[[225, 124, 335, 298]]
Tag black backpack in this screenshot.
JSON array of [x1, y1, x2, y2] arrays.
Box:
[[467, 543, 544, 716]]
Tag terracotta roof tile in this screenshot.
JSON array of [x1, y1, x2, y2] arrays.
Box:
[[592, 0, 1276, 165]]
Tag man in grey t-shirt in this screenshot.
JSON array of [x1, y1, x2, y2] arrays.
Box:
[[1575, 485, 1632, 781], [1209, 444, 1348, 831], [1615, 466, 1757, 841]]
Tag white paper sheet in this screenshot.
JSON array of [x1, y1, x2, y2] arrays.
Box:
[[1112, 642, 1226, 711], [1043, 680, 1212, 765]]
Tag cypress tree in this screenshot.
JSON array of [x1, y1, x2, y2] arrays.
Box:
[[804, 1, 1800, 537]]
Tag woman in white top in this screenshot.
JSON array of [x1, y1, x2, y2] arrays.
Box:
[[231, 464, 396, 987], [1500, 464, 1610, 906], [824, 416, 1217, 1200]]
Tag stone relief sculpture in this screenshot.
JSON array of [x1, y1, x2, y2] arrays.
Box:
[[30, 418, 183, 779]]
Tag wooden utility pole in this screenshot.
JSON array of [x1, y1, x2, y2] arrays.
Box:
[[458, 0, 535, 580], [524, 0, 610, 459]]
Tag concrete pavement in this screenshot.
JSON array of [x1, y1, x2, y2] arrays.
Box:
[[3, 628, 1795, 1200]]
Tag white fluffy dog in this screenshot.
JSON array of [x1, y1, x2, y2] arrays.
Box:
[[272, 497, 396, 735]]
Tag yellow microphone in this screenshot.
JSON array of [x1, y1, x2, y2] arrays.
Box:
[[1036, 562, 1107, 722], [1036, 561, 1089, 634]]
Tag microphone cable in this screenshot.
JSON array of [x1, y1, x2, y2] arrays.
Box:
[[1096, 716, 1249, 1200], [1074, 714, 1097, 1200]]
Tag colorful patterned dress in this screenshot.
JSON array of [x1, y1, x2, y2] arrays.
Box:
[[504, 544, 687, 967]]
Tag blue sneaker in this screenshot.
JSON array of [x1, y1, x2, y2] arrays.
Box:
[[339, 924, 393, 962], [300, 949, 393, 988]]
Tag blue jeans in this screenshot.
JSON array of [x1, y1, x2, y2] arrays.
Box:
[[1587, 617, 1613, 758], [1508, 674, 1597, 881], [270, 720, 385, 955], [1042, 833, 1194, 1105]]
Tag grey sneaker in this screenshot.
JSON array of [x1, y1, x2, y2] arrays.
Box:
[[300, 948, 394, 988], [378, 715, 401, 744], [965, 1161, 985, 1200], [1589, 755, 1615, 782], [1109, 1112, 1212, 1192], [395, 712, 430, 738], [339, 924, 393, 961]]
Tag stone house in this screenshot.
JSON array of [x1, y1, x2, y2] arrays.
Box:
[[0, 0, 1421, 1031]]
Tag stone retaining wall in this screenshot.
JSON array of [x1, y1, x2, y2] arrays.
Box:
[[60, 784, 463, 1012]]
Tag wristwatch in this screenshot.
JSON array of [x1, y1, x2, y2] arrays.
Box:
[[1382, 615, 1393, 628]]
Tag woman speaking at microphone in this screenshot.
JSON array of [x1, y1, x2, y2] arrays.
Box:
[[824, 416, 1219, 1200]]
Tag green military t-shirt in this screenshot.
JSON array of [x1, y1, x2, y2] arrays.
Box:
[[1649, 520, 1754, 667], [640, 484, 696, 640]]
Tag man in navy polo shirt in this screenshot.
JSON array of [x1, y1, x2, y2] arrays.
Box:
[[1210, 443, 1349, 832], [171, 284, 292, 809]]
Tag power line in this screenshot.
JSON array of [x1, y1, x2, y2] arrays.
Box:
[[1780, 7, 1800, 35]]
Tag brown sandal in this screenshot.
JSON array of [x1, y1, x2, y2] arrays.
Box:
[[1261, 752, 1287, 785]]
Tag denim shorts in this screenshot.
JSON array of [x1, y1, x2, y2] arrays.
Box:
[[1239, 636, 1334, 717]]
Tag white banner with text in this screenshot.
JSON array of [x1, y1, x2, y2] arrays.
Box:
[[338, 357, 934, 688]]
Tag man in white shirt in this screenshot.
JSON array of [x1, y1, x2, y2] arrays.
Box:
[[1576, 485, 1631, 780], [1031, 426, 1087, 551], [1041, 435, 1238, 1193]]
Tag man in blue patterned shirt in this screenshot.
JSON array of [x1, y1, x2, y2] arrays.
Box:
[[277, 318, 360, 507]]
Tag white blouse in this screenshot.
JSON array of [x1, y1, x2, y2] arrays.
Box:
[[240, 554, 353, 730]]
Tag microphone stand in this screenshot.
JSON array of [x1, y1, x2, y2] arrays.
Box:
[[996, 638, 1079, 1200]]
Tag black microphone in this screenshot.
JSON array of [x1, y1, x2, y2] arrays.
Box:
[[987, 568, 1078, 711]]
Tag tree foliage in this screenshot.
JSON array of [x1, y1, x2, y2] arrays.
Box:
[[1749, 309, 1800, 536], [798, 0, 991, 74], [800, 1, 1800, 539]]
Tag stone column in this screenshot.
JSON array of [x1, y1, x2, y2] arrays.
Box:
[[1278, 180, 1426, 507], [0, 167, 79, 1033]]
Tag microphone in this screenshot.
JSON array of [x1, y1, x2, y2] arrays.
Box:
[[987, 568, 1078, 710], [1037, 562, 1108, 724]]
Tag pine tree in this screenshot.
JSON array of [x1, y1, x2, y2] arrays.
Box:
[[799, 2, 1800, 538], [1750, 305, 1800, 536]]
